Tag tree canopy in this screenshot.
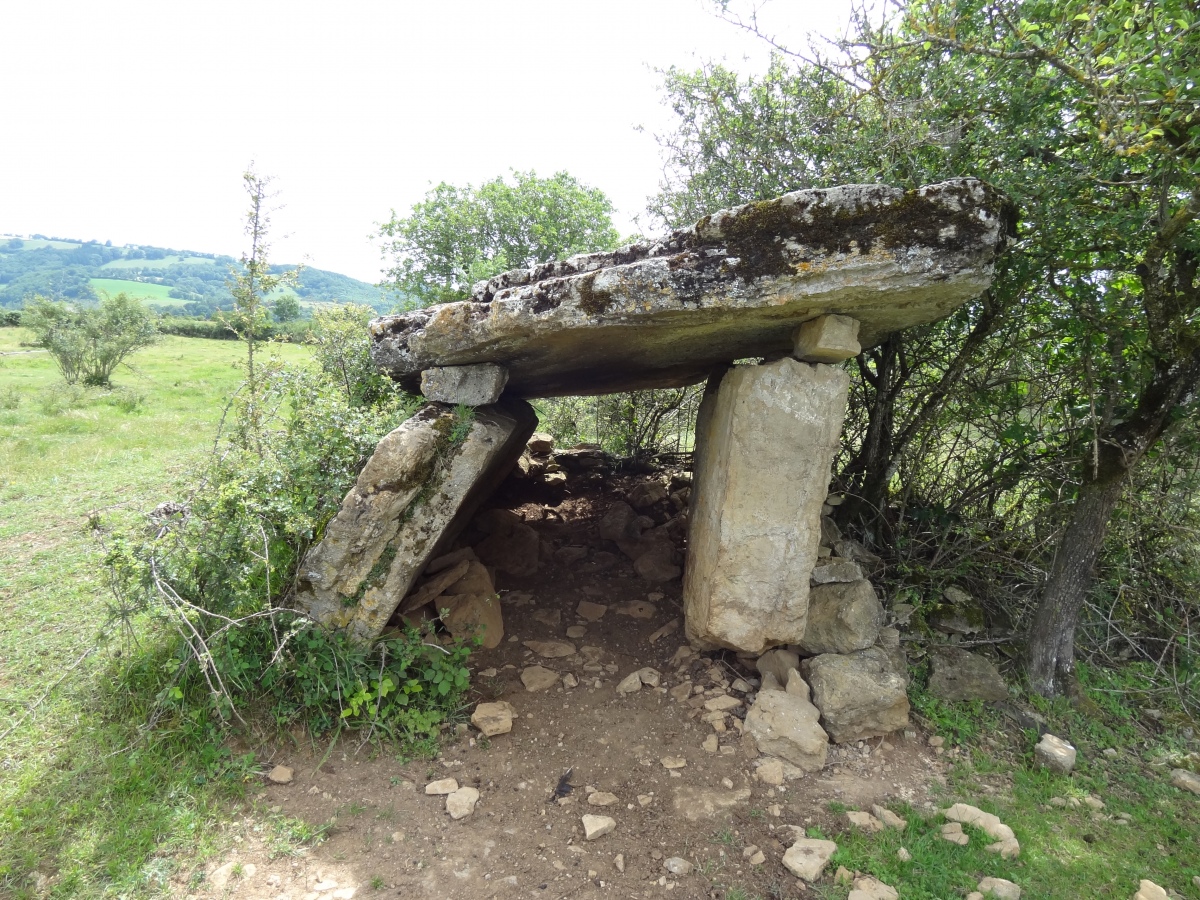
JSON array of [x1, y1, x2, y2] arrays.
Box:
[[377, 170, 622, 308]]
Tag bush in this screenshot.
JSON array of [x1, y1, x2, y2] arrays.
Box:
[[0, 309, 20, 327], [105, 313, 469, 742], [22, 293, 157, 386]]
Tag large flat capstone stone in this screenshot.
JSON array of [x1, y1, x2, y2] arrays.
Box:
[[295, 400, 537, 643], [684, 357, 848, 652], [370, 178, 1010, 398]]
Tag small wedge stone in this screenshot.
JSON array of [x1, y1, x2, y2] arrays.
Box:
[[426, 778, 459, 795], [582, 814, 616, 840]]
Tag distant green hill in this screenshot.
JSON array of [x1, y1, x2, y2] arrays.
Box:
[[0, 234, 387, 315]]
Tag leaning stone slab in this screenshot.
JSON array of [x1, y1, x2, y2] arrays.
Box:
[[294, 400, 537, 643], [420, 363, 508, 405], [684, 358, 848, 652], [371, 179, 1011, 398], [803, 647, 910, 743]]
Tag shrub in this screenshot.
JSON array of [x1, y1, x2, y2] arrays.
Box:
[[22, 293, 157, 386], [105, 313, 468, 742]]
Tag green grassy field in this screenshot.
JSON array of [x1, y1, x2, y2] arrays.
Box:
[[89, 278, 188, 306], [0, 330, 311, 897]]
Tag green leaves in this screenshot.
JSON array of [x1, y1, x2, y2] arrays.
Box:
[[377, 170, 621, 308], [22, 292, 158, 386]]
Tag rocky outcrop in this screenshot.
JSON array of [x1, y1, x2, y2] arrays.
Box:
[[371, 179, 1011, 398], [294, 400, 536, 643], [684, 358, 848, 652]]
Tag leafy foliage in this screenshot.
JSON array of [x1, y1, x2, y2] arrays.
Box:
[[21, 292, 158, 386], [377, 169, 622, 307]]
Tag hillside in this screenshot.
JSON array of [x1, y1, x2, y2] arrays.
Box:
[[0, 233, 385, 314]]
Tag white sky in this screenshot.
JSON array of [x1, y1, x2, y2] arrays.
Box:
[[1, 1, 854, 283]]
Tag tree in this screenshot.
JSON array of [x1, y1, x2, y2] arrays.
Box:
[[657, 0, 1199, 696], [222, 166, 300, 450], [22, 292, 157, 386], [272, 294, 301, 323], [377, 170, 622, 308]]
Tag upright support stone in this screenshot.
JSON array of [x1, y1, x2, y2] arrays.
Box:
[[295, 399, 536, 643], [684, 357, 849, 652]]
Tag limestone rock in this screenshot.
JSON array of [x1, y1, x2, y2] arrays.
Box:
[[588, 791, 619, 807], [581, 814, 616, 840], [793, 314, 862, 363], [446, 786, 480, 819], [599, 502, 642, 542], [371, 179, 1010, 397], [846, 810, 884, 833], [756, 649, 800, 684], [803, 647, 910, 742], [471, 701, 514, 737], [663, 857, 692, 876], [1170, 768, 1200, 795], [295, 401, 536, 643], [527, 432, 554, 454], [685, 359, 849, 652], [849, 875, 899, 900], [616, 672, 643, 695], [928, 646, 1009, 702], [978, 877, 1021, 899], [616, 599, 657, 619], [1034, 734, 1077, 775], [785, 667, 812, 702], [1133, 882, 1168, 900], [743, 689, 829, 772], [781, 838, 838, 881], [756, 758, 785, 785], [521, 665, 560, 692], [929, 589, 986, 634], [425, 778, 458, 795], [809, 558, 864, 584], [941, 822, 969, 845], [524, 640, 576, 659], [943, 803, 1018, 856], [628, 481, 668, 509], [267, 765, 293, 785], [871, 805, 907, 830], [420, 363, 508, 405], [440, 592, 504, 648], [672, 785, 751, 821], [798, 580, 884, 655], [634, 544, 682, 582], [576, 600, 608, 621]]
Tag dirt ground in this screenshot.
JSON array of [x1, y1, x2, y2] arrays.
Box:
[[182, 473, 951, 900]]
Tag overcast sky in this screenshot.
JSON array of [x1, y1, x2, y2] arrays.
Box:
[[2, 1, 854, 283]]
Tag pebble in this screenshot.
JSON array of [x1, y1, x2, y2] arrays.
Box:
[[897, 847, 911, 862], [661, 756, 687, 770], [702, 735, 719, 753], [588, 792, 619, 807], [566, 625, 588, 639], [576, 600, 608, 621], [446, 787, 480, 819], [582, 815, 616, 840], [267, 765, 294, 784], [664, 857, 692, 875], [521, 665, 561, 692], [425, 778, 459, 795], [614, 854, 625, 873]]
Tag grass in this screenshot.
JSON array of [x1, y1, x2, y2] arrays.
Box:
[[0, 327, 309, 897], [89, 278, 187, 306]]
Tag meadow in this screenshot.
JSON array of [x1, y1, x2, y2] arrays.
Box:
[[0, 330, 311, 897]]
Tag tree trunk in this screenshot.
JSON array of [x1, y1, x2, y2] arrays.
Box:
[[1025, 472, 1125, 696], [1027, 349, 1200, 696]]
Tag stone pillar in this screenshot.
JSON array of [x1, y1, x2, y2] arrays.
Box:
[[684, 357, 849, 653]]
